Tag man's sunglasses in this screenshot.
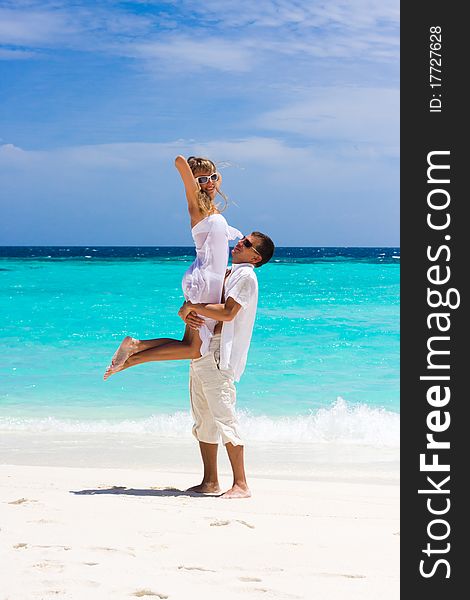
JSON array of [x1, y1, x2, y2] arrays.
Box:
[[241, 236, 261, 256], [195, 173, 220, 185]]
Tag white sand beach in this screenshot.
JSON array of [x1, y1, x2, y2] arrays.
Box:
[[0, 435, 399, 600]]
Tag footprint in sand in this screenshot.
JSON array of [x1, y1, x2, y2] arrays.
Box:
[[27, 519, 57, 524], [277, 542, 302, 546], [261, 567, 284, 573], [33, 560, 64, 573], [132, 591, 168, 599], [35, 544, 71, 551], [90, 546, 135, 556], [236, 519, 255, 529], [253, 589, 301, 599], [318, 572, 366, 579], [209, 519, 255, 528], [178, 565, 216, 573]]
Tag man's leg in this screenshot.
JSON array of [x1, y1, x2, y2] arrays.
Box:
[[187, 358, 221, 494], [197, 337, 249, 498], [222, 443, 251, 499], [186, 442, 221, 494]]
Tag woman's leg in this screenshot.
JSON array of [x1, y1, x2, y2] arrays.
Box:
[[104, 336, 182, 376], [104, 325, 202, 379], [122, 325, 201, 368], [132, 337, 176, 352]]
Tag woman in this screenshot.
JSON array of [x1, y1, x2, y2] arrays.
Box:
[[103, 155, 241, 379]]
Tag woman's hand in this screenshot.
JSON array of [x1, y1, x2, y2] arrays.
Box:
[[185, 312, 204, 330], [178, 301, 191, 322], [178, 302, 204, 330]]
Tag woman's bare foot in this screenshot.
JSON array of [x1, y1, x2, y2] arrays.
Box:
[[185, 482, 221, 495], [103, 336, 139, 380], [221, 484, 251, 499]]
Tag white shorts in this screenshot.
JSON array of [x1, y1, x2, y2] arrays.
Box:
[[189, 334, 243, 446]]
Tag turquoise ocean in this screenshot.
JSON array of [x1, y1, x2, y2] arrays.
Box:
[[0, 247, 399, 447]]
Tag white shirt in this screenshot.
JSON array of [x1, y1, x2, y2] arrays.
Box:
[[219, 263, 258, 382], [182, 214, 241, 355]]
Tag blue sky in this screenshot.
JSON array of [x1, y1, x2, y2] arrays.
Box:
[[0, 0, 399, 246]]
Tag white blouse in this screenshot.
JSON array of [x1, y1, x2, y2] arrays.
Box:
[[182, 214, 241, 355]]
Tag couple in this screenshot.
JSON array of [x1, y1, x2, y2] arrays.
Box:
[[104, 155, 274, 498]]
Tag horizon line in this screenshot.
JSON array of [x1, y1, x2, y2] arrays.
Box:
[[0, 244, 401, 249]]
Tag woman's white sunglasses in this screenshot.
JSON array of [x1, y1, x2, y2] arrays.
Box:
[[195, 173, 220, 185]]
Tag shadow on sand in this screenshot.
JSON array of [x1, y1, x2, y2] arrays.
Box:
[[70, 486, 221, 498]]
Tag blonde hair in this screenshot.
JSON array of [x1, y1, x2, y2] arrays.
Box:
[[187, 156, 228, 216]]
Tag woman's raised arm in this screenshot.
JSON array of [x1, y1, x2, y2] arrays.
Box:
[[175, 155, 200, 219]]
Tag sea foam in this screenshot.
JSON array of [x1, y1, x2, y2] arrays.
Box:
[[0, 398, 399, 447]]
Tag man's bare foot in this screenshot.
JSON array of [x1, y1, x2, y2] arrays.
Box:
[[103, 336, 139, 380], [186, 482, 221, 495], [221, 484, 251, 499]]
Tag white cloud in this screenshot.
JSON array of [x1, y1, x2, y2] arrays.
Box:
[[0, 134, 398, 175], [0, 139, 304, 170], [0, 8, 76, 45], [163, 0, 399, 30], [257, 87, 399, 156], [0, 136, 398, 246], [0, 4, 153, 52], [127, 37, 254, 72], [0, 1, 399, 68], [0, 137, 352, 172], [0, 47, 37, 60], [0, 143, 29, 161]]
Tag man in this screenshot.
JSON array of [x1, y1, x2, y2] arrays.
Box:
[[178, 231, 275, 499]]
